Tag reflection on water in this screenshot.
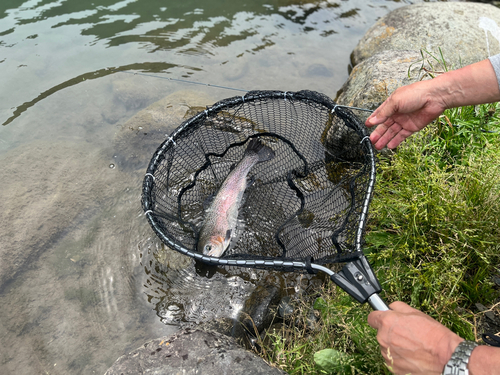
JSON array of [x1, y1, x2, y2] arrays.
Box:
[[1, 0, 421, 127], [0, 0, 438, 374]]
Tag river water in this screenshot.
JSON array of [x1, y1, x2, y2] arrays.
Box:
[[0, 0, 445, 374]]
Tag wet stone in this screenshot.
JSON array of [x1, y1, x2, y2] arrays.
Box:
[[240, 284, 282, 335], [476, 303, 499, 323], [196, 317, 246, 343], [105, 328, 288, 375], [278, 296, 295, 319], [113, 89, 214, 171]]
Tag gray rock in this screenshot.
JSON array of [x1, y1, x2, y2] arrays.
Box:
[[493, 275, 500, 287], [196, 317, 247, 342], [336, 50, 432, 110], [475, 302, 499, 323], [278, 296, 295, 319], [104, 329, 288, 375], [152, 272, 256, 326], [351, 2, 500, 68], [240, 284, 282, 335]]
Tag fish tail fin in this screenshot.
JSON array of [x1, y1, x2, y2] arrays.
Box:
[[245, 138, 275, 163]]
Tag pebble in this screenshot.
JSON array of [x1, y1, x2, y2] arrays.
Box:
[[475, 303, 498, 323], [278, 296, 294, 318], [492, 275, 500, 287]]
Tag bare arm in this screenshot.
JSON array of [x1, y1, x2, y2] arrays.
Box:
[[468, 346, 500, 375], [367, 302, 500, 375], [366, 58, 500, 150]]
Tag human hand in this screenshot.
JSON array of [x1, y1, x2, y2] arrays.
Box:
[[367, 301, 463, 375], [365, 81, 447, 150]]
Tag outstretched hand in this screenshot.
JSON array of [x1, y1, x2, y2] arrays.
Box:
[[365, 82, 447, 150], [368, 302, 463, 375]]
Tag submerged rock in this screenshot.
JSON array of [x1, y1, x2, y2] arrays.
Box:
[[113, 89, 214, 171], [0, 140, 129, 291]]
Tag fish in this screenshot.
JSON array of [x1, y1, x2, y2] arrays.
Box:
[[198, 138, 275, 257]]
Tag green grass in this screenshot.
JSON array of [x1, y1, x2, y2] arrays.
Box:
[[262, 288, 388, 374], [261, 101, 500, 374]]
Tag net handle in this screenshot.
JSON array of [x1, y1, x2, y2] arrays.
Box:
[[314, 259, 389, 311]]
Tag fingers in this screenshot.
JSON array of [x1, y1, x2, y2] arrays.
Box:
[[368, 301, 416, 330], [374, 122, 401, 150], [366, 98, 397, 128], [366, 114, 387, 128], [369, 121, 402, 150], [369, 119, 416, 150], [386, 128, 413, 149]]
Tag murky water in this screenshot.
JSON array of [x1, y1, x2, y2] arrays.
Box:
[[0, 0, 443, 374]]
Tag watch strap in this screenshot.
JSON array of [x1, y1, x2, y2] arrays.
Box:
[[442, 340, 478, 375]]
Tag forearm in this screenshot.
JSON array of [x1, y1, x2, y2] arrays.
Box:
[[428, 59, 500, 109], [468, 345, 500, 375]]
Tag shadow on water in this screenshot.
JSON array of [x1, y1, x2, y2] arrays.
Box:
[[0, 0, 426, 373]]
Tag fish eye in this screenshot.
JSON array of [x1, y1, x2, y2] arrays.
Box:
[[204, 245, 212, 252]]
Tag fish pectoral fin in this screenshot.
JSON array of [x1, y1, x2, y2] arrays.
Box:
[[247, 175, 255, 187]]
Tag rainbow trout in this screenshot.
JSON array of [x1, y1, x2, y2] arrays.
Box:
[[198, 139, 275, 257]]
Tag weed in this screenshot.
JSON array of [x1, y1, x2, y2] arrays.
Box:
[[262, 285, 388, 375]]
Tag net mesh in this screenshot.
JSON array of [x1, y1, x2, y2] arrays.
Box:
[[143, 90, 375, 266]]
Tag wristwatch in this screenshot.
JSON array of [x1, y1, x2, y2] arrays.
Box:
[[442, 340, 478, 375]]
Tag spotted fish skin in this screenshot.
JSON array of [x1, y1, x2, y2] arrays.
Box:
[[198, 139, 275, 257]]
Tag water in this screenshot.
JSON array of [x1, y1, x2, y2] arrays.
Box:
[[0, 0, 440, 374]]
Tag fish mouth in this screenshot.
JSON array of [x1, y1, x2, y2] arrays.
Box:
[[207, 248, 223, 257]]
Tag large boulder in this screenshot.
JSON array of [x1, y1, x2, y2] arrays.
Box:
[[336, 50, 432, 110], [104, 329, 288, 375], [351, 2, 500, 69]]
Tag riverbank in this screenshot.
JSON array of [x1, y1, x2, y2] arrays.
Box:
[[262, 2, 500, 374]]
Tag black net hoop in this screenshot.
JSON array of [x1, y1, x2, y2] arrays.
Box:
[[142, 90, 376, 272]]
